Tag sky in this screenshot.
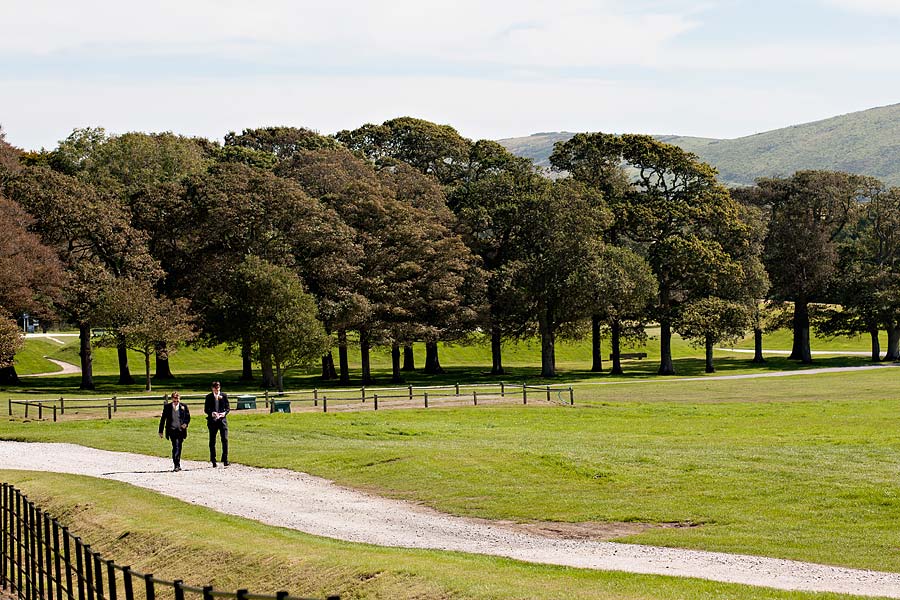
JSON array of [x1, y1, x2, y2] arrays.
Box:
[[2, 0, 900, 151]]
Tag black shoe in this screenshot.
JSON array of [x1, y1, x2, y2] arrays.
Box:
[[211, 461, 217, 468], [223, 461, 229, 467], [174, 466, 181, 472]]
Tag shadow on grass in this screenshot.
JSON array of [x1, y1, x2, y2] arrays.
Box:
[[3, 354, 890, 398]]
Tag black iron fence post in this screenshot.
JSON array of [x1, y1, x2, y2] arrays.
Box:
[[74, 537, 85, 600], [121, 567, 133, 600], [105, 561, 116, 600], [62, 528, 72, 600], [53, 521, 62, 600], [1, 483, 6, 591], [143, 573, 155, 600], [43, 511, 53, 600], [92, 552, 103, 600]]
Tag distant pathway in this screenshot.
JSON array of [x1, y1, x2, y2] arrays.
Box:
[[580, 362, 899, 386], [1, 442, 898, 598]]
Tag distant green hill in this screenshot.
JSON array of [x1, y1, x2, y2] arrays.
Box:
[[497, 103, 900, 187]]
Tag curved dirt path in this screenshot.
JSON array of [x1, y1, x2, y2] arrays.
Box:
[[1, 442, 898, 598]]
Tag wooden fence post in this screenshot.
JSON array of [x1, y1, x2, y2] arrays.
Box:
[[59, 398, 64, 416], [408, 385, 413, 401], [424, 392, 429, 408], [53, 406, 57, 422], [107, 404, 112, 420], [373, 395, 378, 411], [500, 382, 505, 397], [546, 386, 551, 402], [569, 387, 574, 405], [473, 391, 477, 406], [523, 384, 527, 405], [455, 382, 459, 396], [361, 387, 366, 403], [322, 396, 327, 413], [112, 397, 117, 413]]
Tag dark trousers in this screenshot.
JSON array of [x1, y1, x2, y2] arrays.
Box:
[[208, 420, 228, 463], [168, 429, 185, 468]]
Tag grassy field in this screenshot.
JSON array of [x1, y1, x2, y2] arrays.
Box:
[[3, 368, 899, 574], [4, 329, 898, 598], [0, 471, 878, 600]]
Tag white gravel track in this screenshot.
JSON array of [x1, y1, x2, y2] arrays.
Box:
[[1, 441, 898, 598]]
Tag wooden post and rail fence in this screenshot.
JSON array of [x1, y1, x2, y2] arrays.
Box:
[[8, 383, 575, 421]]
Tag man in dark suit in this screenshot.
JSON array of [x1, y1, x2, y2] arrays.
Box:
[[158, 391, 190, 472], [204, 381, 230, 467]]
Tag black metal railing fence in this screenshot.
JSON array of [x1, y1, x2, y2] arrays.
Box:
[[0, 484, 338, 600]]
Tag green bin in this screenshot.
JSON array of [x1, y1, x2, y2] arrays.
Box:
[[272, 400, 291, 413], [236, 395, 257, 410]]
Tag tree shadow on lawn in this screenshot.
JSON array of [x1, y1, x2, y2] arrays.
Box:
[[5, 355, 889, 398]]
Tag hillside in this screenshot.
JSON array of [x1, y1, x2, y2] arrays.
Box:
[[497, 103, 900, 187]]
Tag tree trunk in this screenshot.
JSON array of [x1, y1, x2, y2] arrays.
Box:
[[144, 352, 152, 391], [538, 312, 556, 378], [260, 351, 276, 389], [240, 338, 253, 381], [424, 341, 444, 374], [117, 341, 135, 385], [154, 342, 175, 379], [490, 324, 504, 375], [321, 351, 337, 380], [610, 320, 623, 375], [79, 323, 95, 390], [884, 325, 900, 361], [0, 366, 19, 385], [591, 314, 603, 372], [391, 343, 403, 383], [338, 329, 350, 384], [275, 362, 285, 392], [789, 299, 812, 363], [870, 327, 881, 362], [705, 334, 715, 373], [360, 329, 373, 385], [402, 345, 415, 371], [752, 328, 766, 363], [658, 318, 676, 375]]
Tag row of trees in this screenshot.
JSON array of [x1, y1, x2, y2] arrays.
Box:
[[1, 118, 898, 391]]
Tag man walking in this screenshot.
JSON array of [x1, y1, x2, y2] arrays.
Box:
[[158, 391, 190, 472], [204, 381, 230, 467]]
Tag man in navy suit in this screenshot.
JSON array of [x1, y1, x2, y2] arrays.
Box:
[[158, 391, 190, 472], [204, 381, 230, 467]]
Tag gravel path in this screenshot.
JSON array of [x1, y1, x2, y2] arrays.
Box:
[[1, 442, 899, 597]]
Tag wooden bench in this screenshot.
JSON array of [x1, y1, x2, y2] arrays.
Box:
[[608, 352, 648, 360]]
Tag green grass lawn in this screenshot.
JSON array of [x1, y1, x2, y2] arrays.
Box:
[[0, 471, 878, 600], [4, 368, 900, 575]]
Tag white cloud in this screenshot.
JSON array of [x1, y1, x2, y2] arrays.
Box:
[[1, 0, 699, 68], [825, 0, 900, 16], [3, 73, 897, 151]]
